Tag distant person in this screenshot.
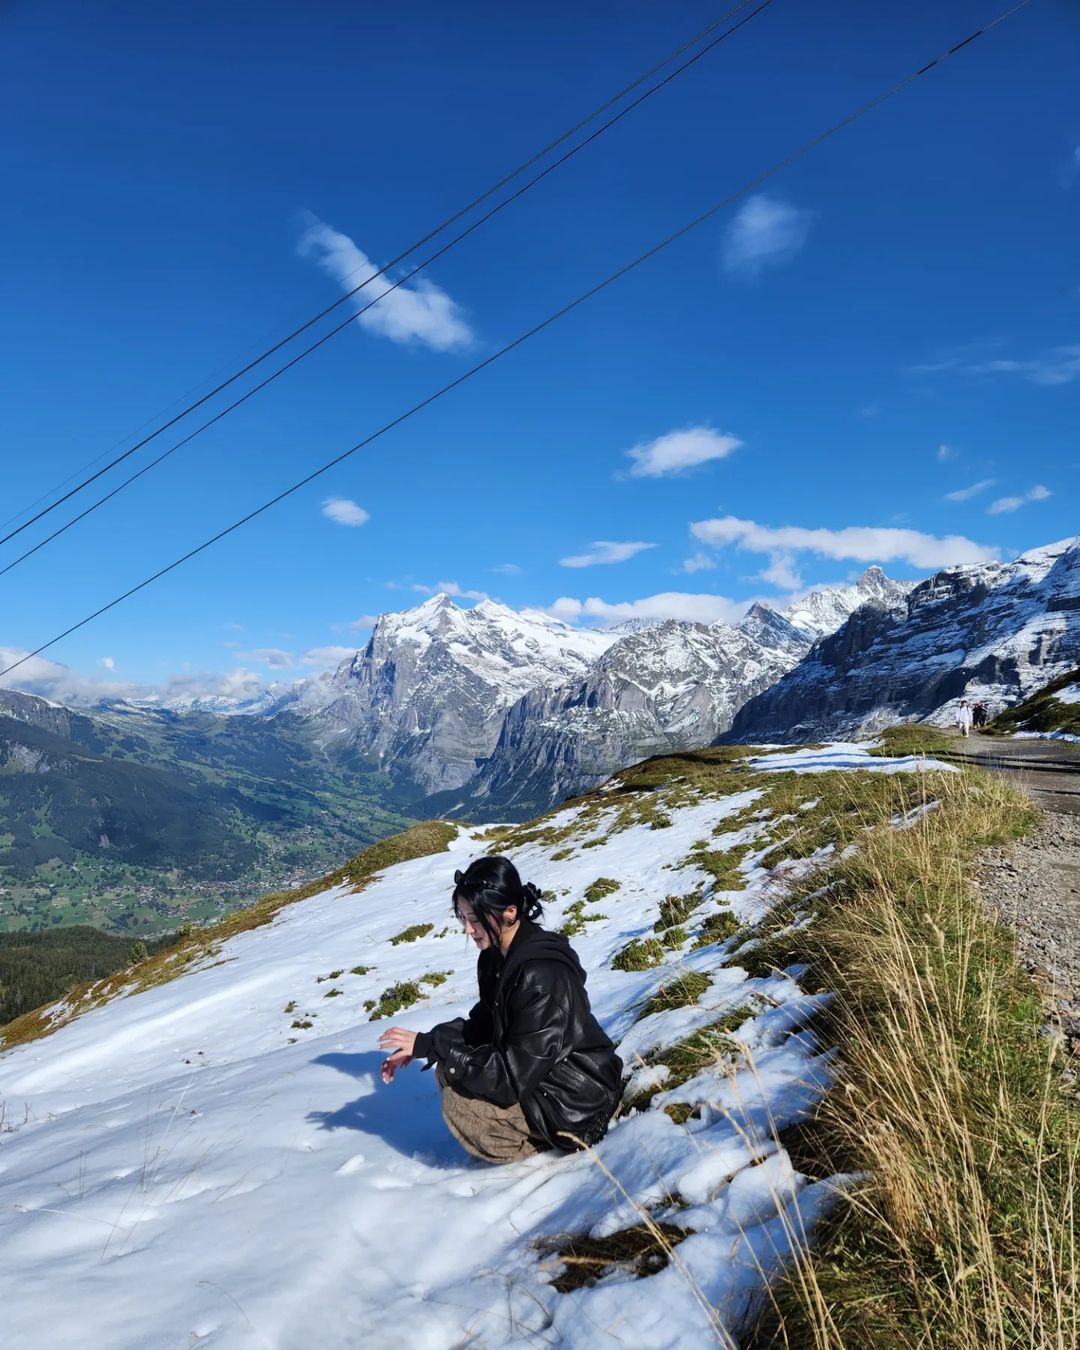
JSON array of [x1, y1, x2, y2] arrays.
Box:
[[973, 701, 988, 728], [378, 855, 623, 1163], [956, 699, 974, 737]]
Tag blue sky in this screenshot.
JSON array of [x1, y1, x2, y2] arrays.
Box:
[[1, 0, 1077, 699]]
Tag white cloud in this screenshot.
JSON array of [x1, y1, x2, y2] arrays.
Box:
[[297, 214, 473, 352], [682, 551, 716, 574], [236, 647, 296, 670], [546, 592, 750, 627], [722, 195, 814, 279], [301, 645, 355, 668], [322, 497, 370, 527], [412, 581, 491, 602], [690, 515, 998, 570], [987, 484, 1052, 515], [916, 343, 1080, 387], [937, 444, 956, 462], [625, 426, 742, 478], [0, 649, 277, 708], [559, 540, 655, 568], [492, 563, 522, 575], [99, 656, 115, 671], [758, 553, 804, 590], [347, 615, 380, 632], [944, 478, 996, 502]]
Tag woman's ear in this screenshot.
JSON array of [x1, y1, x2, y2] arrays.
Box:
[[503, 904, 519, 928]]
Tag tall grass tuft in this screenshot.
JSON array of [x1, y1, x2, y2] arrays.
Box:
[[748, 769, 1078, 1350]]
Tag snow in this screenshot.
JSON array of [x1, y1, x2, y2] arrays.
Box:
[[0, 746, 939, 1348], [1013, 729, 1080, 744], [1053, 682, 1080, 706], [748, 742, 959, 775]]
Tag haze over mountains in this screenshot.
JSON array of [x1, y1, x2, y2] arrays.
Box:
[[3, 537, 1079, 932]]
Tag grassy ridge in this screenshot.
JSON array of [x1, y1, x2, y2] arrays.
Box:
[[742, 767, 1078, 1349], [991, 667, 1080, 739]]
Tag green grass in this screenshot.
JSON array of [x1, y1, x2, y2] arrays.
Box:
[[991, 666, 1080, 739], [691, 908, 741, 949], [654, 892, 704, 931], [584, 877, 621, 904], [368, 981, 423, 1021], [389, 923, 433, 946], [637, 970, 710, 1021], [620, 1008, 756, 1115], [611, 936, 667, 971], [868, 722, 955, 757]]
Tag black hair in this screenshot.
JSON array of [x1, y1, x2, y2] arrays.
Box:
[[452, 855, 543, 947]]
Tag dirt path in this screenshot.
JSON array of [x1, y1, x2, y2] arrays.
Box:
[[946, 729, 1080, 815], [953, 733, 1080, 1069]]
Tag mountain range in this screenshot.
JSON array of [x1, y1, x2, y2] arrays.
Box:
[[725, 537, 1080, 743], [3, 536, 1079, 931]]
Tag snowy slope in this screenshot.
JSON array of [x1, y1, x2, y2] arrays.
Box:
[[727, 538, 1080, 743], [0, 744, 950, 1349]]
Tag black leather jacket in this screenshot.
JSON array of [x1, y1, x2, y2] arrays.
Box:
[[413, 919, 623, 1151]]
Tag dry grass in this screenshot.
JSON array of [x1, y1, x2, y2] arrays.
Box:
[[0, 819, 458, 1050], [745, 768, 1079, 1350], [537, 1220, 692, 1293]]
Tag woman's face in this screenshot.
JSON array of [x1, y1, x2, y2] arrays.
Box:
[[457, 898, 493, 950]]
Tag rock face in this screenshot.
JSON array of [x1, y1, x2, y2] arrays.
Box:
[[451, 570, 913, 816], [725, 538, 1080, 744], [456, 614, 808, 816], [309, 595, 615, 795], [783, 565, 913, 638]]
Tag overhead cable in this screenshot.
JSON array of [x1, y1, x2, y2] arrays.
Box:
[[0, 0, 1034, 682], [0, 0, 771, 550], [0, 0, 774, 579]]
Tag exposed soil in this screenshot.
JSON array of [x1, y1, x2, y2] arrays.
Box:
[[948, 729, 1080, 816], [943, 731, 1080, 1081], [977, 809, 1080, 1078]]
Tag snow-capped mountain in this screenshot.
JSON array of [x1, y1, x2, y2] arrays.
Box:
[[726, 538, 1080, 743], [440, 582, 887, 817], [783, 565, 914, 638], [454, 615, 803, 816], [310, 595, 617, 795]]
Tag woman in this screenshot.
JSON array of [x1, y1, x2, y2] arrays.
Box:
[[956, 699, 974, 738], [378, 855, 623, 1164]]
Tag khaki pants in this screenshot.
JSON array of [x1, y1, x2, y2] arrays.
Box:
[[436, 1065, 541, 1164]]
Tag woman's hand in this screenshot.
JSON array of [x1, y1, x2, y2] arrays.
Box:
[[378, 1027, 418, 1084], [377, 1026, 417, 1057], [380, 1051, 413, 1084]]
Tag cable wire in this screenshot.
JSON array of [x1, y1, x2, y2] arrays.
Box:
[[0, 0, 774, 580], [0, 0, 769, 550], [0, 0, 1034, 683]]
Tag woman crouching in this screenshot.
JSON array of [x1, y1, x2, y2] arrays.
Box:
[[377, 855, 623, 1163]]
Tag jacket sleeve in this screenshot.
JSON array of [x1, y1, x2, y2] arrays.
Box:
[[413, 995, 492, 1065], [430, 962, 574, 1107]]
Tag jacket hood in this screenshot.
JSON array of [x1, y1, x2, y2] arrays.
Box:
[[497, 917, 587, 990]]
